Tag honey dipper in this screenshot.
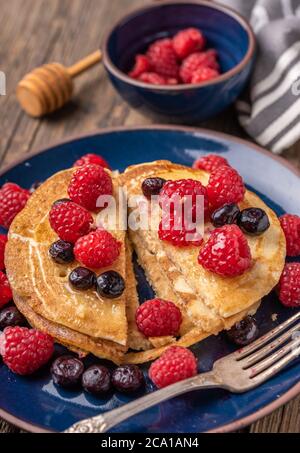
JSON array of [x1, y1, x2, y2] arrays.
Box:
[[16, 50, 102, 118]]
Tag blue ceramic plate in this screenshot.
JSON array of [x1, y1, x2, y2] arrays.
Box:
[[0, 126, 299, 433]]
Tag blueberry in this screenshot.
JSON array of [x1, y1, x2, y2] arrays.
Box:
[[211, 203, 240, 227], [142, 177, 167, 199], [82, 365, 111, 395], [112, 365, 144, 393], [96, 271, 125, 299], [52, 198, 71, 206], [0, 306, 27, 330], [227, 316, 259, 346], [49, 240, 74, 264], [238, 208, 270, 235], [51, 355, 84, 387], [69, 267, 96, 290], [29, 181, 42, 193]]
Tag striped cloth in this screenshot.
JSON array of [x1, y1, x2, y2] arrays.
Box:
[[221, 0, 300, 153]]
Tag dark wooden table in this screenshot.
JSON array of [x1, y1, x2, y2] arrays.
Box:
[[1, 0, 299, 434]]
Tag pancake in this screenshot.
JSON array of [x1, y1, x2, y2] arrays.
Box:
[[5, 168, 132, 363], [5, 160, 286, 365], [120, 160, 286, 359]]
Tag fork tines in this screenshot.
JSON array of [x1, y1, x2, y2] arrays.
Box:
[[234, 311, 300, 381]]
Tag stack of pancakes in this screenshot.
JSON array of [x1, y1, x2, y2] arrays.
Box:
[[5, 161, 286, 364]]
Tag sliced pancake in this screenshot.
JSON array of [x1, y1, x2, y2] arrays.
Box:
[[120, 160, 286, 338], [5, 168, 130, 361]]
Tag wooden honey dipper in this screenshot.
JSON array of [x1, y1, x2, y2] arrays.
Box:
[[17, 50, 102, 117]]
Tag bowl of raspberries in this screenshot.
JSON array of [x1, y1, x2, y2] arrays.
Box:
[[102, 1, 256, 122]]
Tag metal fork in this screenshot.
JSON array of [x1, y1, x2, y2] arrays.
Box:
[[65, 312, 300, 433]]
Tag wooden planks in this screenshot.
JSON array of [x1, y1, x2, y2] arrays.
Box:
[[251, 394, 300, 433], [0, 0, 299, 434]]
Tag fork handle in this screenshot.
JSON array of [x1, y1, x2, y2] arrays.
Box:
[[64, 372, 219, 433]]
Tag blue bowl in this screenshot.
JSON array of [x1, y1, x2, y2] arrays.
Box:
[[102, 0, 256, 122]]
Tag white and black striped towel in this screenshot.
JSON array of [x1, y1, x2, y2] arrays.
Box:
[[221, 0, 300, 153]]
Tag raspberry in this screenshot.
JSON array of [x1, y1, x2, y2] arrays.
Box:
[[136, 298, 182, 337], [198, 224, 252, 277], [0, 183, 30, 229], [166, 77, 179, 85], [2, 183, 20, 191], [49, 201, 93, 243], [138, 72, 167, 85], [193, 154, 230, 172], [279, 214, 300, 256], [138, 72, 179, 85], [173, 27, 206, 60], [0, 271, 12, 308], [129, 54, 152, 78], [207, 165, 245, 210], [191, 66, 219, 84], [0, 326, 54, 375], [179, 50, 219, 83], [158, 213, 203, 247], [147, 38, 179, 79], [74, 229, 121, 269], [159, 178, 209, 220], [0, 234, 7, 269], [149, 346, 197, 388], [278, 263, 300, 307], [68, 164, 113, 211], [73, 153, 111, 170]]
